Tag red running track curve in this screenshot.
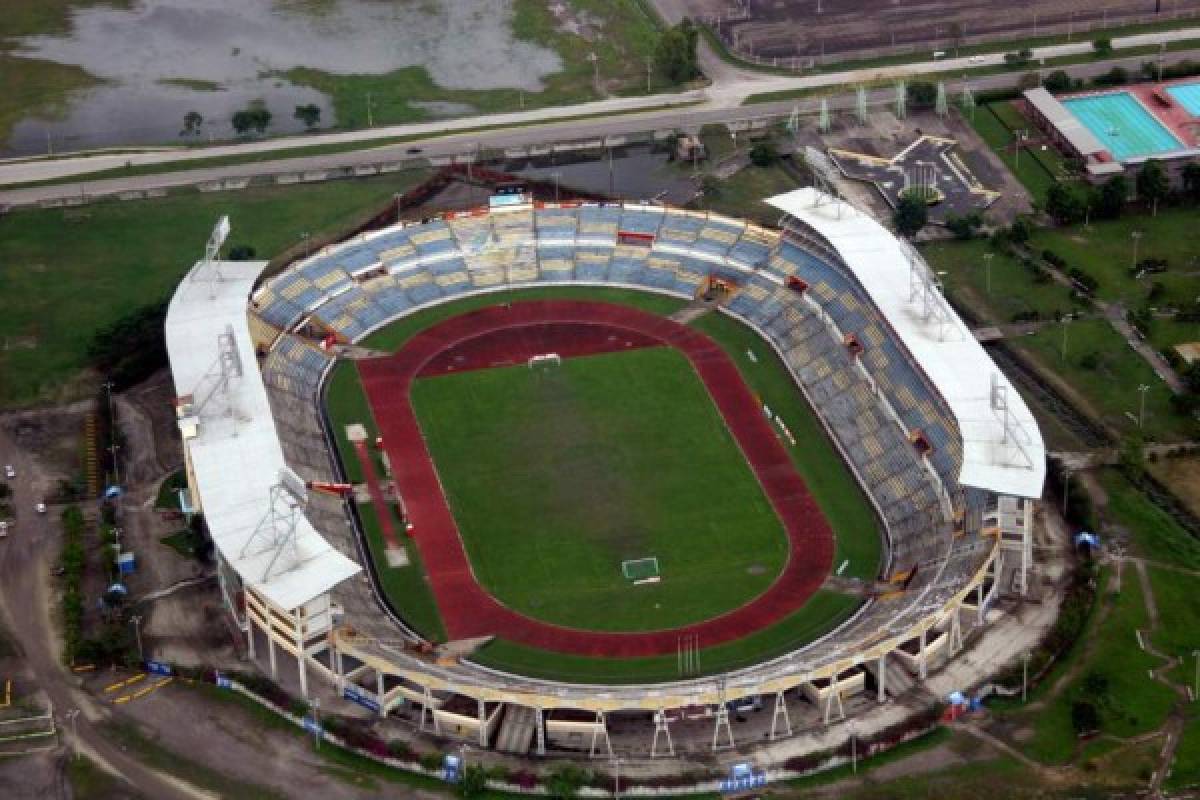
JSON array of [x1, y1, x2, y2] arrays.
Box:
[[356, 300, 834, 657]]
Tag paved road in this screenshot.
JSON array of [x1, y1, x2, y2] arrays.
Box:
[[3, 46, 1196, 210], [1, 25, 1197, 196], [0, 424, 206, 799]]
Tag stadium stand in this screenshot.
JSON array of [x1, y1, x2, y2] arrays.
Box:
[[181, 192, 1043, 756]]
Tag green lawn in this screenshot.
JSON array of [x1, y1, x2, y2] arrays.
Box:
[[154, 469, 187, 510], [470, 589, 859, 683], [1097, 469, 1200, 571], [1145, 566, 1200, 667], [1007, 319, 1197, 442], [1011, 567, 1175, 764], [922, 238, 1079, 325], [1029, 207, 1200, 310], [1169, 713, 1200, 793], [411, 346, 790, 632], [967, 102, 1061, 204], [0, 170, 427, 408], [704, 161, 803, 226]]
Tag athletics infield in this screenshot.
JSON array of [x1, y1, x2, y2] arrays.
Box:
[[356, 300, 835, 658]]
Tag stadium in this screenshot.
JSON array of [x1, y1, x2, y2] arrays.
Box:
[[165, 188, 1044, 757]]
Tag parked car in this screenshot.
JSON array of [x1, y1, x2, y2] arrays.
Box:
[[0, 521, 8, 537], [3, 464, 14, 479], [35, 502, 47, 514]]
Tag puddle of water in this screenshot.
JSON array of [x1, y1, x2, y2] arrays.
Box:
[[5, 0, 563, 154], [510, 145, 698, 205]]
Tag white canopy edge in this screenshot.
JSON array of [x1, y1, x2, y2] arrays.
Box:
[[765, 188, 1046, 498], [166, 259, 360, 611]]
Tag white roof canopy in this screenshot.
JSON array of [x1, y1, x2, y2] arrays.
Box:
[[765, 188, 1046, 498], [166, 259, 360, 611]]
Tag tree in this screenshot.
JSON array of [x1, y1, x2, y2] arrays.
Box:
[[1182, 162, 1200, 202], [654, 19, 700, 84], [457, 765, 490, 798], [1042, 70, 1071, 92], [1045, 182, 1086, 224], [893, 191, 928, 238], [1094, 66, 1129, 87], [293, 103, 321, 129], [1092, 175, 1129, 219], [1071, 700, 1101, 735], [180, 110, 203, 137], [232, 103, 272, 136], [748, 141, 778, 167], [1093, 37, 1113, 56], [1137, 159, 1170, 208], [228, 244, 257, 260], [906, 81, 937, 109], [945, 211, 984, 239], [543, 765, 588, 800], [86, 301, 169, 390]]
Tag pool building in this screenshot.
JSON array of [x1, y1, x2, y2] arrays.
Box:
[[1023, 79, 1200, 187]]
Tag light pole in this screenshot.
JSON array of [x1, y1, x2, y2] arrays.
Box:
[[1061, 317, 1071, 362], [1062, 466, 1072, 517], [588, 52, 599, 87], [1112, 543, 1126, 593], [65, 708, 80, 760], [300, 231, 311, 259], [103, 381, 119, 486], [1137, 384, 1150, 429], [849, 720, 858, 774], [611, 756, 623, 798], [130, 614, 143, 661], [1131, 230, 1143, 269], [1022, 651, 1031, 703], [550, 171, 562, 203], [312, 697, 321, 750], [1193, 650, 1199, 702], [982, 252, 994, 295]]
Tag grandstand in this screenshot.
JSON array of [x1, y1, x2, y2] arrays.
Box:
[[166, 191, 1044, 757]]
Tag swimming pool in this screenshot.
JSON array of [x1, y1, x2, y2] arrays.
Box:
[[1062, 92, 1184, 160], [1166, 82, 1200, 116]]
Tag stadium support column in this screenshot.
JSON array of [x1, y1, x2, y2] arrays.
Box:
[[822, 674, 845, 724], [949, 611, 964, 656], [333, 646, 344, 694], [712, 704, 734, 751], [535, 707, 546, 756], [478, 699, 488, 748], [376, 669, 385, 715], [246, 619, 256, 660], [877, 655, 887, 703], [588, 711, 613, 758], [651, 710, 674, 758], [976, 580, 986, 625], [918, 629, 929, 681], [268, 625, 278, 678], [769, 691, 792, 740], [295, 608, 309, 700]]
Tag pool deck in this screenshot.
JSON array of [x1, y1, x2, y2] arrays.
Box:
[[1064, 79, 1200, 157]]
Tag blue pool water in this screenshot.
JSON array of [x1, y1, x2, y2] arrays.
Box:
[[1166, 82, 1200, 116], [1062, 92, 1184, 160]]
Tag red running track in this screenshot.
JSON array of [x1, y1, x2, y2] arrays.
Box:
[[356, 300, 834, 657]]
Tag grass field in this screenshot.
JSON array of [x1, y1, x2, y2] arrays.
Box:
[[1029, 207, 1200, 311], [967, 102, 1062, 204], [1097, 468, 1200, 571], [324, 286, 880, 675], [922, 238, 1079, 325], [411, 346, 789, 632], [0, 170, 426, 408], [1006, 567, 1175, 764]]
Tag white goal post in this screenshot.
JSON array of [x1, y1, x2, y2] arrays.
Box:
[[527, 353, 562, 368], [621, 557, 660, 584]]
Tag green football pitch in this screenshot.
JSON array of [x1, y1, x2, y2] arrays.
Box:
[[410, 346, 790, 632]]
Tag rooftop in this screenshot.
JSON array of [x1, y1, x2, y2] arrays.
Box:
[[165, 258, 360, 611], [765, 188, 1046, 499]]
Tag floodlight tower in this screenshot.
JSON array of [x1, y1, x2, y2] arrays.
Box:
[[935, 81, 948, 116], [819, 98, 831, 133], [960, 79, 976, 119], [895, 80, 907, 119], [856, 85, 868, 125]]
